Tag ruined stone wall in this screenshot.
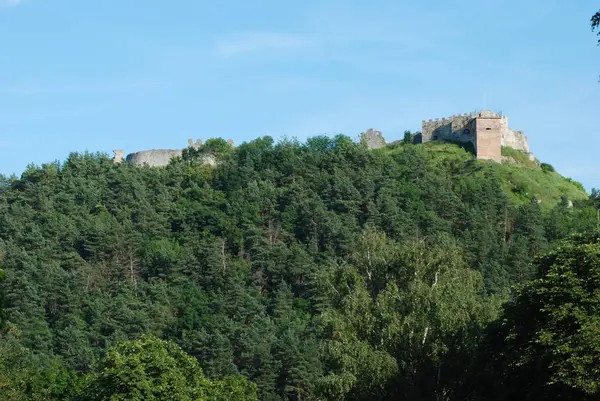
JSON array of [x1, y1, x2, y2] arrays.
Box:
[[113, 150, 125, 163], [501, 124, 529, 153], [113, 138, 228, 167], [421, 111, 532, 160], [361, 128, 386, 149], [493, 116, 529, 152], [421, 113, 476, 144], [125, 149, 183, 167]]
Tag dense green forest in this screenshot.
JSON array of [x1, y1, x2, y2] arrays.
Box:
[[0, 135, 599, 400]]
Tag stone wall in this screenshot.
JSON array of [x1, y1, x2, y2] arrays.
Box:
[[114, 138, 229, 167], [474, 118, 502, 162], [113, 150, 125, 163], [421, 113, 476, 143], [125, 149, 183, 167], [421, 115, 476, 145], [502, 128, 529, 153], [361, 128, 386, 149], [420, 110, 532, 160]]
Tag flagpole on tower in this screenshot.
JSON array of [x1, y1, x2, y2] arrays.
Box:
[[483, 88, 487, 110]]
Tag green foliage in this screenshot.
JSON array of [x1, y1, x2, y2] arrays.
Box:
[[425, 139, 476, 156], [565, 176, 586, 192], [0, 330, 83, 401], [414, 143, 587, 210], [203, 138, 234, 159], [0, 136, 596, 400], [315, 229, 499, 400], [593, 10, 600, 44], [501, 146, 536, 167], [182, 138, 234, 164], [540, 162, 555, 173], [494, 158, 586, 209], [207, 375, 259, 401], [469, 233, 600, 400], [82, 335, 257, 401], [83, 335, 210, 401]]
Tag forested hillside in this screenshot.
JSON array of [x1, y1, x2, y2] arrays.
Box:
[[0, 136, 598, 400]]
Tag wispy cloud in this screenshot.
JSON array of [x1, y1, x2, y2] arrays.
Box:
[[0, 105, 104, 123], [214, 31, 317, 57], [211, 7, 437, 62], [4, 79, 169, 96], [263, 75, 349, 94], [1, 0, 24, 7]]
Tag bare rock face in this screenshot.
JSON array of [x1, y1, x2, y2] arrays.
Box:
[[361, 128, 386, 149], [125, 149, 183, 167]]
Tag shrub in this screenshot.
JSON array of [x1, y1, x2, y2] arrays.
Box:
[[540, 163, 555, 173]]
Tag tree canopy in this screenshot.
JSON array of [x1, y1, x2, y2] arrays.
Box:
[[469, 233, 600, 400], [0, 136, 597, 400], [593, 10, 600, 43], [83, 335, 257, 401]]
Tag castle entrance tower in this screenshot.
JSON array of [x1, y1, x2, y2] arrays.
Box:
[[473, 110, 502, 162]]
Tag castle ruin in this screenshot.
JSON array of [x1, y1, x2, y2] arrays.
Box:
[[115, 111, 532, 167], [417, 110, 532, 162], [113, 138, 231, 167], [360, 128, 386, 149]]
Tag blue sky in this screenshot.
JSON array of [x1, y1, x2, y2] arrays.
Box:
[[1, 0, 599, 190]]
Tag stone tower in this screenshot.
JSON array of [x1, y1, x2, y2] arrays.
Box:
[[419, 110, 532, 162], [473, 110, 502, 162], [360, 128, 386, 149]]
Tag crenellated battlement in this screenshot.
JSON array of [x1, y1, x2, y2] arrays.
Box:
[[111, 111, 531, 167], [419, 110, 530, 162]]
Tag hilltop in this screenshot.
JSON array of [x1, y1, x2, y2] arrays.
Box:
[[110, 127, 588, 211], [0, 133, 596, 400], [404, 140, 588, 210]]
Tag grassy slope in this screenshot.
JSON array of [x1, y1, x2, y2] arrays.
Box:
[[384, 141, 587, 210], [494, 147, 588, 209]]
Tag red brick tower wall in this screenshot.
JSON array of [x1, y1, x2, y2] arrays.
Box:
[[474, 118, 502, 162]]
